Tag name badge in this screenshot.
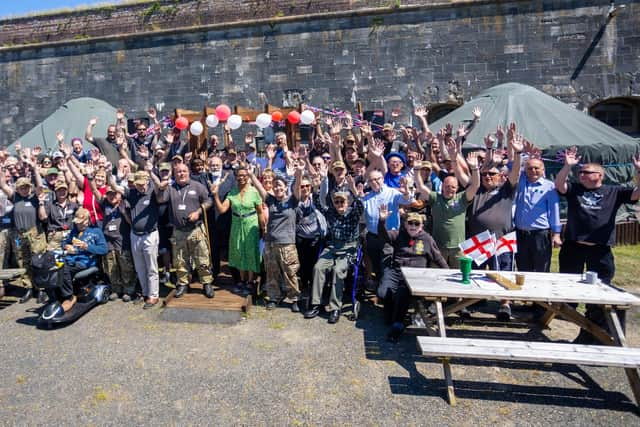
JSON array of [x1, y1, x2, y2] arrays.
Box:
[[2, 218, 10, 224], [24, 201, 32, 207], [143, 200, 150, 206], [178, 204, 187, 211], [108, 224, 118, 231], [188, 190, 196, 195]]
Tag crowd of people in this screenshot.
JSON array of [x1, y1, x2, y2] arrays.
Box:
[[0, 105, 638, 343]]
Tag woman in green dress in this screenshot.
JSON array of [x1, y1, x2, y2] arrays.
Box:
[[211, 166, 263, 290]]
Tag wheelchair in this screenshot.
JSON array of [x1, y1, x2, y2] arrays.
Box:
[[36, 251, 111, 328]]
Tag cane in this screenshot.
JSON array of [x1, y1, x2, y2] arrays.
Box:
[[201, 204, 213, 265]]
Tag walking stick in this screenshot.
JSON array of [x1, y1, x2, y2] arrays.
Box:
[[201, 204, 213, 265]]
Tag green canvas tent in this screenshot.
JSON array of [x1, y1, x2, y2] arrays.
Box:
[[429, 83, 640, 185], [8, 97, 118, 153]]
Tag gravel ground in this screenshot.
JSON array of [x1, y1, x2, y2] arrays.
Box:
[[0, 295, 639, 426]]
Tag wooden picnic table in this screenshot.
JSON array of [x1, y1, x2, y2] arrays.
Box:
[[402, 267, 640, 407]]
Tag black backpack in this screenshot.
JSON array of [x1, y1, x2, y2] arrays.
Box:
[[31, 251, 61, 289]]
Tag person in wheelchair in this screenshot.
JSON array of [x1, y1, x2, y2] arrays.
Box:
[[377, 208, 448, 342], [56, 207, 108, 312]]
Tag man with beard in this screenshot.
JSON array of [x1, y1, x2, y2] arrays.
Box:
[[85, 118, 122, 167]]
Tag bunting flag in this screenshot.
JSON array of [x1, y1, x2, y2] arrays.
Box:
[[495, 231, 517, 256], [459, 230, 495, 267]]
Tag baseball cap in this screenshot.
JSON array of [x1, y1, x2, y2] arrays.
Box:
[[133, 171, 149, 185]]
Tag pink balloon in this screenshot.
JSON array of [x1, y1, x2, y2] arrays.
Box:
[[287, 110, 301, 125], [215, 104, 231, 121], [175, 117, 189, 130]]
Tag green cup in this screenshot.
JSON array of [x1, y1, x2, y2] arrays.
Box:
[[459, 256, 472, 284]]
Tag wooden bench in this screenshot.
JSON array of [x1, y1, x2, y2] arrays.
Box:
[[418, 336, 640, 369]]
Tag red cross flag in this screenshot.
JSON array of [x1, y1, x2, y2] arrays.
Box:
[[459, 230, 495, 266], [495, 231, 517, 256]]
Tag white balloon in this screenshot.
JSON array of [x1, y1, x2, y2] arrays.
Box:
[[190, 121, 204, 136], [205, 114, 219, 128], [300, 110, 315, 125], [227, 114, 243, 130], [255, 113, 272, 129]]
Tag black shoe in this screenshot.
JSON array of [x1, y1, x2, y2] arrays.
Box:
[[36, 290, 48, 304], [304, 305, 320, 319], [496, 304, 511, 322], [290, 301, 300, 313], [328, 309, 340, 324], [122, 294, 132, 303], [203, 283, 215, 299], [19, 288, 32, 304], [175, 285, 187, 298], [387, 322, 405, 343], [266, 301, 277, 310]]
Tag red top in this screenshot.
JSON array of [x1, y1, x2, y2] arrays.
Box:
[[82, 176, 107, 224]]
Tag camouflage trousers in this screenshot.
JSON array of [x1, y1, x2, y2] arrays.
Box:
[[102, 249, 136, 294], [47, 230, 70, 251], [171, 224, 212, 287], [0, 229, 10, 269], [10, 228, 47, 289], [263, 242, 300, 302]]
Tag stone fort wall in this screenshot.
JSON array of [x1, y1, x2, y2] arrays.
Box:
[[1, 0, 639, 143]]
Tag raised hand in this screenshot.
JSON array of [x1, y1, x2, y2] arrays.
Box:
[[147, 107, 157, 120], [414, 105, 429, 118], [495, 125, 504, 143], [378, 203, 390, 221], [472, 107, 482, 120], [564, 146, 580, 166], [244, 132, 254, 146], [510, 133, 524, 153], [507, 122, 517, 142], [330, 120, 342, 136], [445, 123, 453, 136], [89, 117, 98, 127], [369, 138, 385, 157], [466, 151, 479, 169], [484, 134, 495, 149], [265, 144, 276, 160], [445, 137, 458, 158], [633, 152, 640, 170], [359, 120, 372, 138], [343, 112, 353, 130], [457, 123, 468, 139], [398, 176, 410, 197], [116, 109, 125, 121]]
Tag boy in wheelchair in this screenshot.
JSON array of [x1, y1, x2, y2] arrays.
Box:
[[55, 208, 108, 312]]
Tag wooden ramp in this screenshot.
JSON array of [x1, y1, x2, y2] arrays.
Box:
[[161, 282, 252, 325]]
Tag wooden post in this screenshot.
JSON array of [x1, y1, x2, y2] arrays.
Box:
[[605, 308, 640, 406], [435, 299, 457, 406]]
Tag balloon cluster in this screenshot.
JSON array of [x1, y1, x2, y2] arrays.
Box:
[[175, 104, 318, 134]]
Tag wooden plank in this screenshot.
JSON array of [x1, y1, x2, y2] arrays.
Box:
[[402, 267, 640, 306], [418, 337, 640, 368], [0, 268, 26, 280], [486, 272, 521, 290], [536, 302, 615, 346], [442, 298, 482, 316], [606, 309, 640, 406], [435, 300, 457, 406]]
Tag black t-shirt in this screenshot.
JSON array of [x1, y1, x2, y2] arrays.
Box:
[[11, 194, 41, 232], [89, 137, 121, 167], [125, 184, 159, 234], [101, 199, 131, 251], [563, 183, 635, 246], [468, 181, 515, 238], [265, 194, 298, 244], [45, 200, 78, 232], [160, 180, 210, 229]]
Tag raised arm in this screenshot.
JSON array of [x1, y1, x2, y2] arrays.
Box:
[[211, 175, 231, 214], [85, 117, 97, 144], [445, 137, 470, 188], [507, 134, 524, 187], [248, 166, 268, 201], [555, 146, 580, 195], [293, 162, 304, 201], [464, 152, 481, 202], [366, 138, 387, 175], [0, 165, 13, 198], [64, 150, 86, 190]]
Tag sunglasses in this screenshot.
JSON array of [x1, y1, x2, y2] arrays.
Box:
[[333, 199, 346, 205], [481, 172, 498, 177], [300, 184, 311, 188], [407, 221, 421, 226], [579, 170, 599, 175]]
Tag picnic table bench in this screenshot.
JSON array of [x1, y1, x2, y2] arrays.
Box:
[[402, 267, 640, 407]]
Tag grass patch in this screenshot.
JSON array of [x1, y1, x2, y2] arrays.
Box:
[[551, 244, 640, 289]]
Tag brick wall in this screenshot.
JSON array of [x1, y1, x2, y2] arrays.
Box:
[[1, 0, 639, 145]]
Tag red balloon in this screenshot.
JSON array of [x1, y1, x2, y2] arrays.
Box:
[[287, 110, 301, 125], [215, 104, 231, 121], [271, 111, 283, 122], [175, 116, 189, 130]]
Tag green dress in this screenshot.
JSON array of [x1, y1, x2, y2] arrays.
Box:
[[227, 186, 262, 273]]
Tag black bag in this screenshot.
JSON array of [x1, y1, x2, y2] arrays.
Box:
[[31, 251, 61, 289]]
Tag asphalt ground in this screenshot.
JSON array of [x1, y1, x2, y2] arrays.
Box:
[[0, 293, 639, 426]]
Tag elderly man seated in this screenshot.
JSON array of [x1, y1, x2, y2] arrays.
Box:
[[55, 208, 108, 312]]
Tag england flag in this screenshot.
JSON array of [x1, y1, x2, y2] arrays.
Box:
[[459, 230, 495, 266], [495, 231, 517, 256]]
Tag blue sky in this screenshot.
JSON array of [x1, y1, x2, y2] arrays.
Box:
[[0, 0, 121, 19]]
